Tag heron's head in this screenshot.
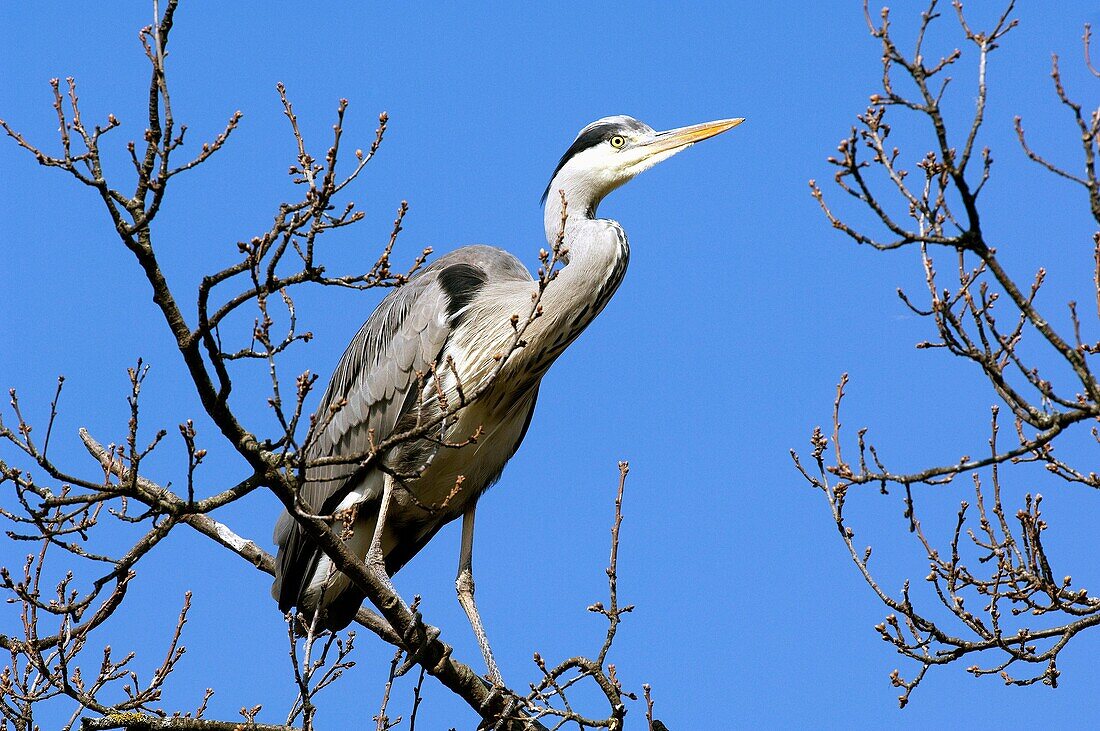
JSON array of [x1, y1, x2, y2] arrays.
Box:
[[541, 115, 744, 215]]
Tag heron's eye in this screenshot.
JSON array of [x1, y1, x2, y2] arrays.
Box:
[[609, 135, 626, 149]]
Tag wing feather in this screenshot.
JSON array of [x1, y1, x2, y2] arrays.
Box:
[[272, 245, 530, 611]]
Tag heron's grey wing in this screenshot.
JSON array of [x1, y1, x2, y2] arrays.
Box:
[[272, 245, 532, 611], [301, 245, 530, 514]]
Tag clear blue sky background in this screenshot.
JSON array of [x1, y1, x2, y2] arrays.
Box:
[[2, 2, 1099, 728]]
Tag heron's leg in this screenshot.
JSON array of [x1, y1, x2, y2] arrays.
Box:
[[365, 473, 404, 604], [362, 474, 442, 675], [456, 503, 502, 685]]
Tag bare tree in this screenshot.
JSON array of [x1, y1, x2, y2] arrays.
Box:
[[798, 0, 1100, 708], [0, 3, 667, 729]]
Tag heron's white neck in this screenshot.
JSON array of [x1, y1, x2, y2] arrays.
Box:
[[520, 187, 628, 378], [543, 169, 618, 244]]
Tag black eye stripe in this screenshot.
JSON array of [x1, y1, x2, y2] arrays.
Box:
[[541, 117, 653, 204]]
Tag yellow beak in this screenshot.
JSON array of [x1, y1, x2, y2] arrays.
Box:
[[638, 117, 745, 157]]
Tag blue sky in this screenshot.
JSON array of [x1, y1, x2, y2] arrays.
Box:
[[2, 1, 1099, 728]]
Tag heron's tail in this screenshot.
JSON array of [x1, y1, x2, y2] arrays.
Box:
[[272, 508, 373, 633]]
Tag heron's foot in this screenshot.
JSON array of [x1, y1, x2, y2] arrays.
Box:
[[396, 603, 441, 677], [475, 685, 530, 728]]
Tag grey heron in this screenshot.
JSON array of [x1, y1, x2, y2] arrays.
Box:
[[272, 114, 743, 682]]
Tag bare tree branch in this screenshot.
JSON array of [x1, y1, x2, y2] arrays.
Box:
[[800, 0, 1100, 706]]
